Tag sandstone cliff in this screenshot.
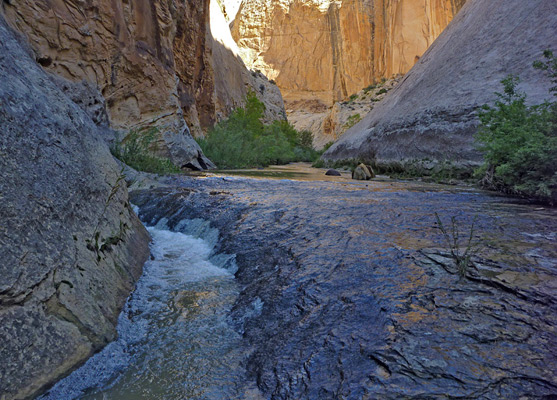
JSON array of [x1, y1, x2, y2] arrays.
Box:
[[3, 0, 285, 169], [0, 13, 150, 400], [323, 0, 557, 167], [231, 0, 465, 107]]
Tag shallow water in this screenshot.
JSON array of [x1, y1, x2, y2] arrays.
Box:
[[43, 164, 557, 399], [131, 166, 557, 399], [40, 224, 244, 400]]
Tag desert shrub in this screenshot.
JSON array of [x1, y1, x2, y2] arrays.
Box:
[[299, 130, 314, 148], [197, 91, 320, 169], [363, 84, 377, 94], [111, 128, 180, 174], [344, 113, 362, 129], [377, 88, 388, 95], [434, 213, 480, 279], [475, 52, 557, 204], [323, 141, 335, 151]]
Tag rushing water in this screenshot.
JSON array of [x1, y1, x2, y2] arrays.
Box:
[[40, 221, 245, 400]]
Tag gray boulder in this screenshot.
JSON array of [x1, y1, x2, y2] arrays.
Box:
[[324, 0, 557, 168], [0, 14, 150, 400]]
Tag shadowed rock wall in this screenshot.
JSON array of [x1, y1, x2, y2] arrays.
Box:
[[2, 0, 285, 169], [0, 12, 151, 400], [323, 0, 557, 167]]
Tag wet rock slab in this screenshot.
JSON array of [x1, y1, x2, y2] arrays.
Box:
[[131, 175, 557, 399]]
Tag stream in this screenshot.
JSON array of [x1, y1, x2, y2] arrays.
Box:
[[42, 164, 557, 399]]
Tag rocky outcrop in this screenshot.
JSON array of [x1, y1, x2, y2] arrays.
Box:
[[231, 0, 465, 106], [288, 77, 400, 148], [2, 0, 285, 169], [0, 14, 150, 400], [324, 0, 557, 167]]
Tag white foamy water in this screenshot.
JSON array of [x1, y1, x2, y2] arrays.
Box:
[[40, 224, 242, 400]]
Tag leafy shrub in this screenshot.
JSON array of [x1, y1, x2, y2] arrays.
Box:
[[197, 91, 320, 169], [344, 113, 362, 129], [299, 130, 314, 148], [377, 88, 388, 95], [349, 94, 358, 102], [323, 141, 335, 151], [111, 128, 180, 174], [363, 84, 377, 94], [476, 52, 557, 204]]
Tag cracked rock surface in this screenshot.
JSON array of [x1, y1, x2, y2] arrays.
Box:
[[0, 15, 150, 400], [132, 173, 557, 399]]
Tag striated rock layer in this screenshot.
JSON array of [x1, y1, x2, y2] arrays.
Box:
[[324, 0, 557, 167], [0, 13, 150, 400], [3, 0, 285, 169], [231, 0, 465, 106]]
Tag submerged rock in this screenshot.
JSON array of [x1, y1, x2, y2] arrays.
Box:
[[325, 169, 342, 176], [0, 14, 150, 399]]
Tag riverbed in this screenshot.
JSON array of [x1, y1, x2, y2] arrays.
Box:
[[42, 164, 557, 399]]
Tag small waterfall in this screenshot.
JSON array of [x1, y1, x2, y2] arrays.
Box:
[[40, 220, 243, 400]]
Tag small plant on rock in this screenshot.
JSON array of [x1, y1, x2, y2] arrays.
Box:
[[434, 213, 479, 278], [111, 128, 179, 174]]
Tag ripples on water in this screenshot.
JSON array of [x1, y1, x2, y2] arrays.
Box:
[[40, 221, 243, 400]]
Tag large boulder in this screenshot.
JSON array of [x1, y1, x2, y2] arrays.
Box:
[[323, 0, 557, 168], [352, 163, 375, 180], [0, 14, 150, 400]]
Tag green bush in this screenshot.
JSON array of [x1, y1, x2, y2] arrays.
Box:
[[476, 51, 557, 204], [197, 91, 320, 169], [111, 128, 180, 174], [363, 84, 377, 94], [344, 113, 362, 129]]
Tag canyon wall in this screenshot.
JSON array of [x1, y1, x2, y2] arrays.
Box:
[[231, 0, 465, 107], [323, 0, 557, 167], [0, 13, 150, 400], [3, 0, 285, 169]]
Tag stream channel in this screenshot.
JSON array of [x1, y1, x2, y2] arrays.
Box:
[[41, 164, 557, 399]]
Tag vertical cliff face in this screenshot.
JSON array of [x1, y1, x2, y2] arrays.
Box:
[[3, 0, 285, 168], [231, 0, 465, 106], [0, 13, 151, 399]]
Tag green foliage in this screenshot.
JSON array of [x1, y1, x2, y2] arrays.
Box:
[[349, 94, 358, 102], [434, 213, 480, 278], [377, 88, 388, 95], [344, 113, 362, 129], [197, 91, 320, 169], [299, 130, 314, 148], [111, 128, 180, 174], [476, 57, 557, 204], [533, 49, 557, 96], [323, 141, 335, 151], [363, 84, 378, 94]]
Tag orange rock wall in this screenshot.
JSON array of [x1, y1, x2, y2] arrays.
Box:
[[232, 0, 465, 105]]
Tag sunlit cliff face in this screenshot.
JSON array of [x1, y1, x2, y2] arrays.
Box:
[[228, 0, 466, 106]]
